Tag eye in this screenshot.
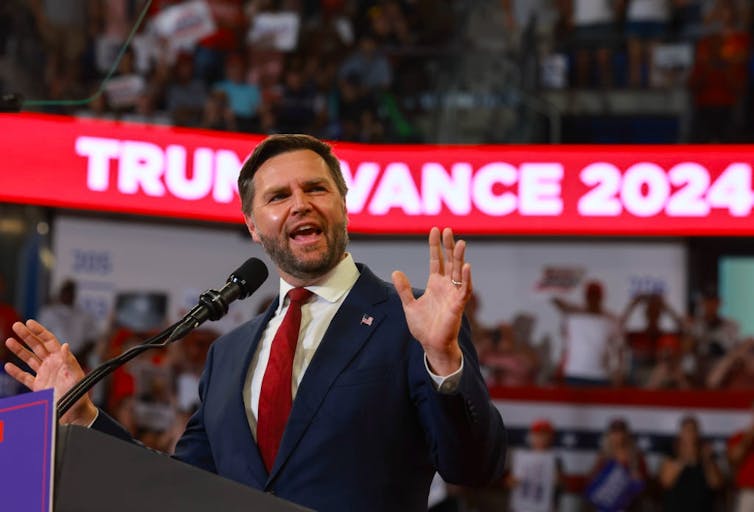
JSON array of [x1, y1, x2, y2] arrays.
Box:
[[268, 192, 288, 203]]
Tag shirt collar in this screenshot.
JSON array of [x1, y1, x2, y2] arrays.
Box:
[[277, 253, 360, 313]]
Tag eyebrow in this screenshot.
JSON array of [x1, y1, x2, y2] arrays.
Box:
[[301, 178, 330, 188], [261, 178, 331, 197]]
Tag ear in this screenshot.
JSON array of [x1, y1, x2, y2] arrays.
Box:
[[244, 213, 261, 243]]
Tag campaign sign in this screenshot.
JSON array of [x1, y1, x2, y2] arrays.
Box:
[[585, 460, 644, 512], [0, 389, 55, 512]]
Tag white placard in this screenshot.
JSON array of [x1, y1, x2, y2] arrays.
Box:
[[150, 0, 217, 47], [104, 74, 146, 108], [247, 12, 301, 51]]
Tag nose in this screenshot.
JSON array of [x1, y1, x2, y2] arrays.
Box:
[[290, 188, 311, 214]]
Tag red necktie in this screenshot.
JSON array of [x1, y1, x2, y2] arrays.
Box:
[[257, 287, 312, 472]]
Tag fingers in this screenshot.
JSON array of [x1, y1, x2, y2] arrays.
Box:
[[430, 227, 471, 292], [5, 337, 41, 372], [441, 227, 467, 287], [452, 238, 466, 286], [26, 319, 63, 355], [462, 262, 473, 296], [442, 228, 454, 277], [391, 270, 416, 307], [11, 320, 61, 360], [3, 361, 35, 390], [428, 227, 442, 275]]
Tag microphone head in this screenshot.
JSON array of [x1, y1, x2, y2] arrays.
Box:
[[227, 257, 268, 299]]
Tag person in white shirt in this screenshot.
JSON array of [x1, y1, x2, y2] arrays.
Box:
[[625, 0, 674, 87], [37, 278, 100, 361], [565, 0, 622, 87], [552, 280, 623, 386]]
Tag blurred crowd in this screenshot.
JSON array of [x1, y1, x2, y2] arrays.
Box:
[[1, 0, 753, 143], [477, 411, 749, 512], [2, 0, 456, 142], [470, 278, 750, 393]]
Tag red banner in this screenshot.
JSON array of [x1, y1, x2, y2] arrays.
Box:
[[2, 113, 754, 235]]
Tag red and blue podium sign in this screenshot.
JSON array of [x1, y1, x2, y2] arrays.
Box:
[[0, 389, 55, 512]]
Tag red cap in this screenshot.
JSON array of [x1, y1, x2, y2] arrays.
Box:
[[530, 419, 554, 433]]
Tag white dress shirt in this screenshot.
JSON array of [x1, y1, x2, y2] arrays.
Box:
[[243, 254, 463, 439]]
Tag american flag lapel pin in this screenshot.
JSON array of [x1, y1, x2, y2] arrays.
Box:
[[361, 314, 373, 326]]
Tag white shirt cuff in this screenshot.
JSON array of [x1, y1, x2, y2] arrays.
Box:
[[424, 354, 464, 393]]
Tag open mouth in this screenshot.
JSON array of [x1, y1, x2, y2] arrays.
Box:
[[290, 224, 323, 242]]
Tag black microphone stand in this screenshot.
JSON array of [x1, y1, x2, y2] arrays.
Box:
[[56, 287, 233, 419]]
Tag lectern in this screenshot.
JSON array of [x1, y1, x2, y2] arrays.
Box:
[[54, 425, 314, 512]]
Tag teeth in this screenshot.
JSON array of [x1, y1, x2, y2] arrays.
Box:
[[292, 225, 319, 236]]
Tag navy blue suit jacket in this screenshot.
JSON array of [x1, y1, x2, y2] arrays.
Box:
[[95, 264, 506, 511]]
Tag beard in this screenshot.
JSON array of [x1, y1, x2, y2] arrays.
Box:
[[257, 218, 349, 282]]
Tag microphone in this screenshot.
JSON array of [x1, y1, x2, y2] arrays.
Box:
[[56, 257, 268, 418], [168, 257, 269, 342]]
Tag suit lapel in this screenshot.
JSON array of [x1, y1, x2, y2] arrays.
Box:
[[231, 298, 279, 485], [267, 266, 389, 483]]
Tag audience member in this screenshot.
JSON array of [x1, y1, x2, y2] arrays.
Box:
[[688, 0, 751, 142], [585, 417, 649, 512], [482, 323, 540, 387], [102, 47, 147, 114], [463, 292, 498, 364], [338, 34, 393, 92], [706, 338, 754, 389], [105, 329, 141, 434], [194, 0, 247, 84], [201, 89, 237, 131], [728, 402, 754, 512], [624, 0, 674, 87], [644, 333, 695, 389], [37, 279, 100, 363], [172, 328, 219, 417], [620, 292, 687, 385], [506, 418, 564, 512], [334, 72, 377, 141], [364, 1, 413, 49], [275, 65, 318, 134], [212, 52, 262, 132], [658, 415, 724, 512], [163, 52, 209, 127], [690, 286, 740, 373], [130, 349, 177, 452], [563, 0, 622, 88], [29, 0, 91, 88], [552, 280, 623, 387], [120, 88, 172, 125]]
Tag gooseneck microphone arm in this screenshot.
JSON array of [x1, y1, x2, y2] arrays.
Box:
[[56, 257, 268, 419], [56, 322, 178, 418]]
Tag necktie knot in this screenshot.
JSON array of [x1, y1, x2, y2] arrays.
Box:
[[287, 287, 312, 305]]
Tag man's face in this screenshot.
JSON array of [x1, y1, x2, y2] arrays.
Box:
[[244, 149, 348, 285]]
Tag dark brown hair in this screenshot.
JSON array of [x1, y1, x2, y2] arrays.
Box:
[[237, 134, 347, 215]]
